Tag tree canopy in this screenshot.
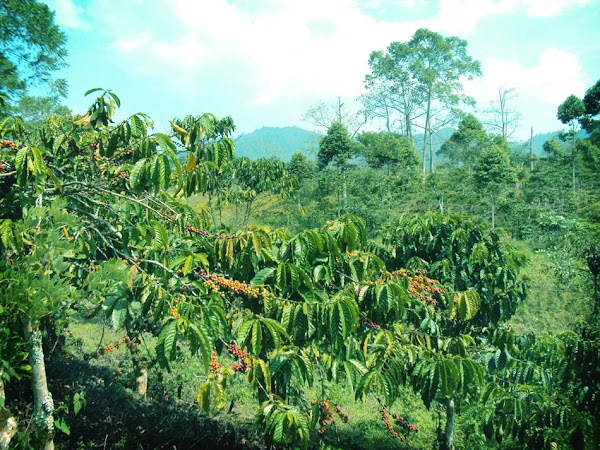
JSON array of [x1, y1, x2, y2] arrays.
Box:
[[0, 0, 67, 103]]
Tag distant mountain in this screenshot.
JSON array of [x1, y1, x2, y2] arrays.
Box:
[[231, 125, 586, 163], [234, 126, 322, 161], [511, 130, 588, 155]]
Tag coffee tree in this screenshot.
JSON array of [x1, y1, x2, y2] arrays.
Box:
[[1, 92, 596, 450]]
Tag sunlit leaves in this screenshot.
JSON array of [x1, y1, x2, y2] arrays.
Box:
[[76, 89, 121, 129], [156, 318, 179, 370], [328, 293, 359, 351], [15, 146, 46, 194], [412, 354, 485, 408], [257, 399, 310, 450], [234, 315, 289, 356], [449, 290, 481, 321]]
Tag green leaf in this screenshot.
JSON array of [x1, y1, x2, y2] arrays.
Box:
[[84, 87, 104, 96], [252, 267, 276, 286], [54, 417, 70, 435], [155, 132, 176, 151], [15, 147, 28, 187], [183, 255, 194, 275], [156, 319, 178, 370], [107, 91, 121, 108], [130, 114, 145, 138], [198, 380, 211, 414], [130, 158, 148, 191], [151, 220, 169, 251], [0, 219, 14, 249], [73, 392, 86, 416], [187, 321, 212, 373], [111, 297, 128, 330], [251, 321, 262, 355]]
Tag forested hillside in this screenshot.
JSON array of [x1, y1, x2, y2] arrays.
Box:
[[235, 126, 321, 161], [1, 3, 599, 450]]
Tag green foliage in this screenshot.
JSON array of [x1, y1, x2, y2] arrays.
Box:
[[318, 121, 355, 171], [1, 84, 598, 450], [0, 0, 67, 99], [473, 145, 514, 193], [557, 94, 586, 126], [386, 212, 527, 327], [257, 399, 310, 449], [438, 113, 488, 168], [357, 131, 418, 170]]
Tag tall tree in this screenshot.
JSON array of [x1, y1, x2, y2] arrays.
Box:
[[0, 0, 67, 104], [409, 29, 481, 174], [437, 113, 488, 170], [318, 121, 355, 215], [357, 131, 418, 172], [557, 94, 586, 188], [581, 78, 600, 134], [362, 44, 421, 139], [10, 94, 70, 128], [472, 144, 515, 229], [364, 29, 481, 174]]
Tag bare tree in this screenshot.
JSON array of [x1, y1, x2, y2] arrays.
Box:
[[485, 86, 522, 141], [301, 97, 366, 138]]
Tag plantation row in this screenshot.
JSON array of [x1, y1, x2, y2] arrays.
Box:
[[0, 91, 598, 449]]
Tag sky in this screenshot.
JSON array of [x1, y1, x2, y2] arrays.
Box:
[[42, 0, 600, 141]]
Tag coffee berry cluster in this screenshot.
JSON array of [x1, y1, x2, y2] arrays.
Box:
[[310, 399, 348, 437], [228, 343, 249, 372], [389, 268, 445, 305], [360, 315, 381, 330], [87, 335, 135, 359], [203, 273, 276, 302], [380, 406, 420, 441], [1, 140, 15, 150], [209, 351, 223, 375]]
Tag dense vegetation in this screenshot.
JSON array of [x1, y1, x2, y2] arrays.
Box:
[[1, 4, 599, 450]]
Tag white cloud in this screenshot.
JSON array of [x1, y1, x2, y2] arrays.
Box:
[[468, 48, 585, 103], [103, 0, 410, 106], [62, 0, 597, 134], [432, 0, 513, 35], [521, 0, 591, 17], [44, 0, 90, 29], [464, 48, 586, 137], [431, 0, 591, 35]]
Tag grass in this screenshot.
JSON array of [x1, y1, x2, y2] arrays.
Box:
[[508, 240, 593, 335], [59, 314, 440, 449], [38, 230, 597, 448]]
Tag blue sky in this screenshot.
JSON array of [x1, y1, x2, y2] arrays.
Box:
[[43, 0, 600, 141]]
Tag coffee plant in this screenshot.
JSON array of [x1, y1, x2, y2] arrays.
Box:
[[0, 92, 597, 450]]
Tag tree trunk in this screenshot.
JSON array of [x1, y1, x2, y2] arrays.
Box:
[[529, 126, 534, 172], [0, 369, 17, 450], [422, 89, 432, 174], [491, 196, 496, 230], [572, 148, 577, 190], [572, 123, 577, 189], [134, 359, 148, 398], [444, 397, 456, 450], [429, 130, 435, 174], [23, 316, 55, 450], [342, 174, 348, 214], [0, 409, 17, 450], [244, 198, 254, 229]]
